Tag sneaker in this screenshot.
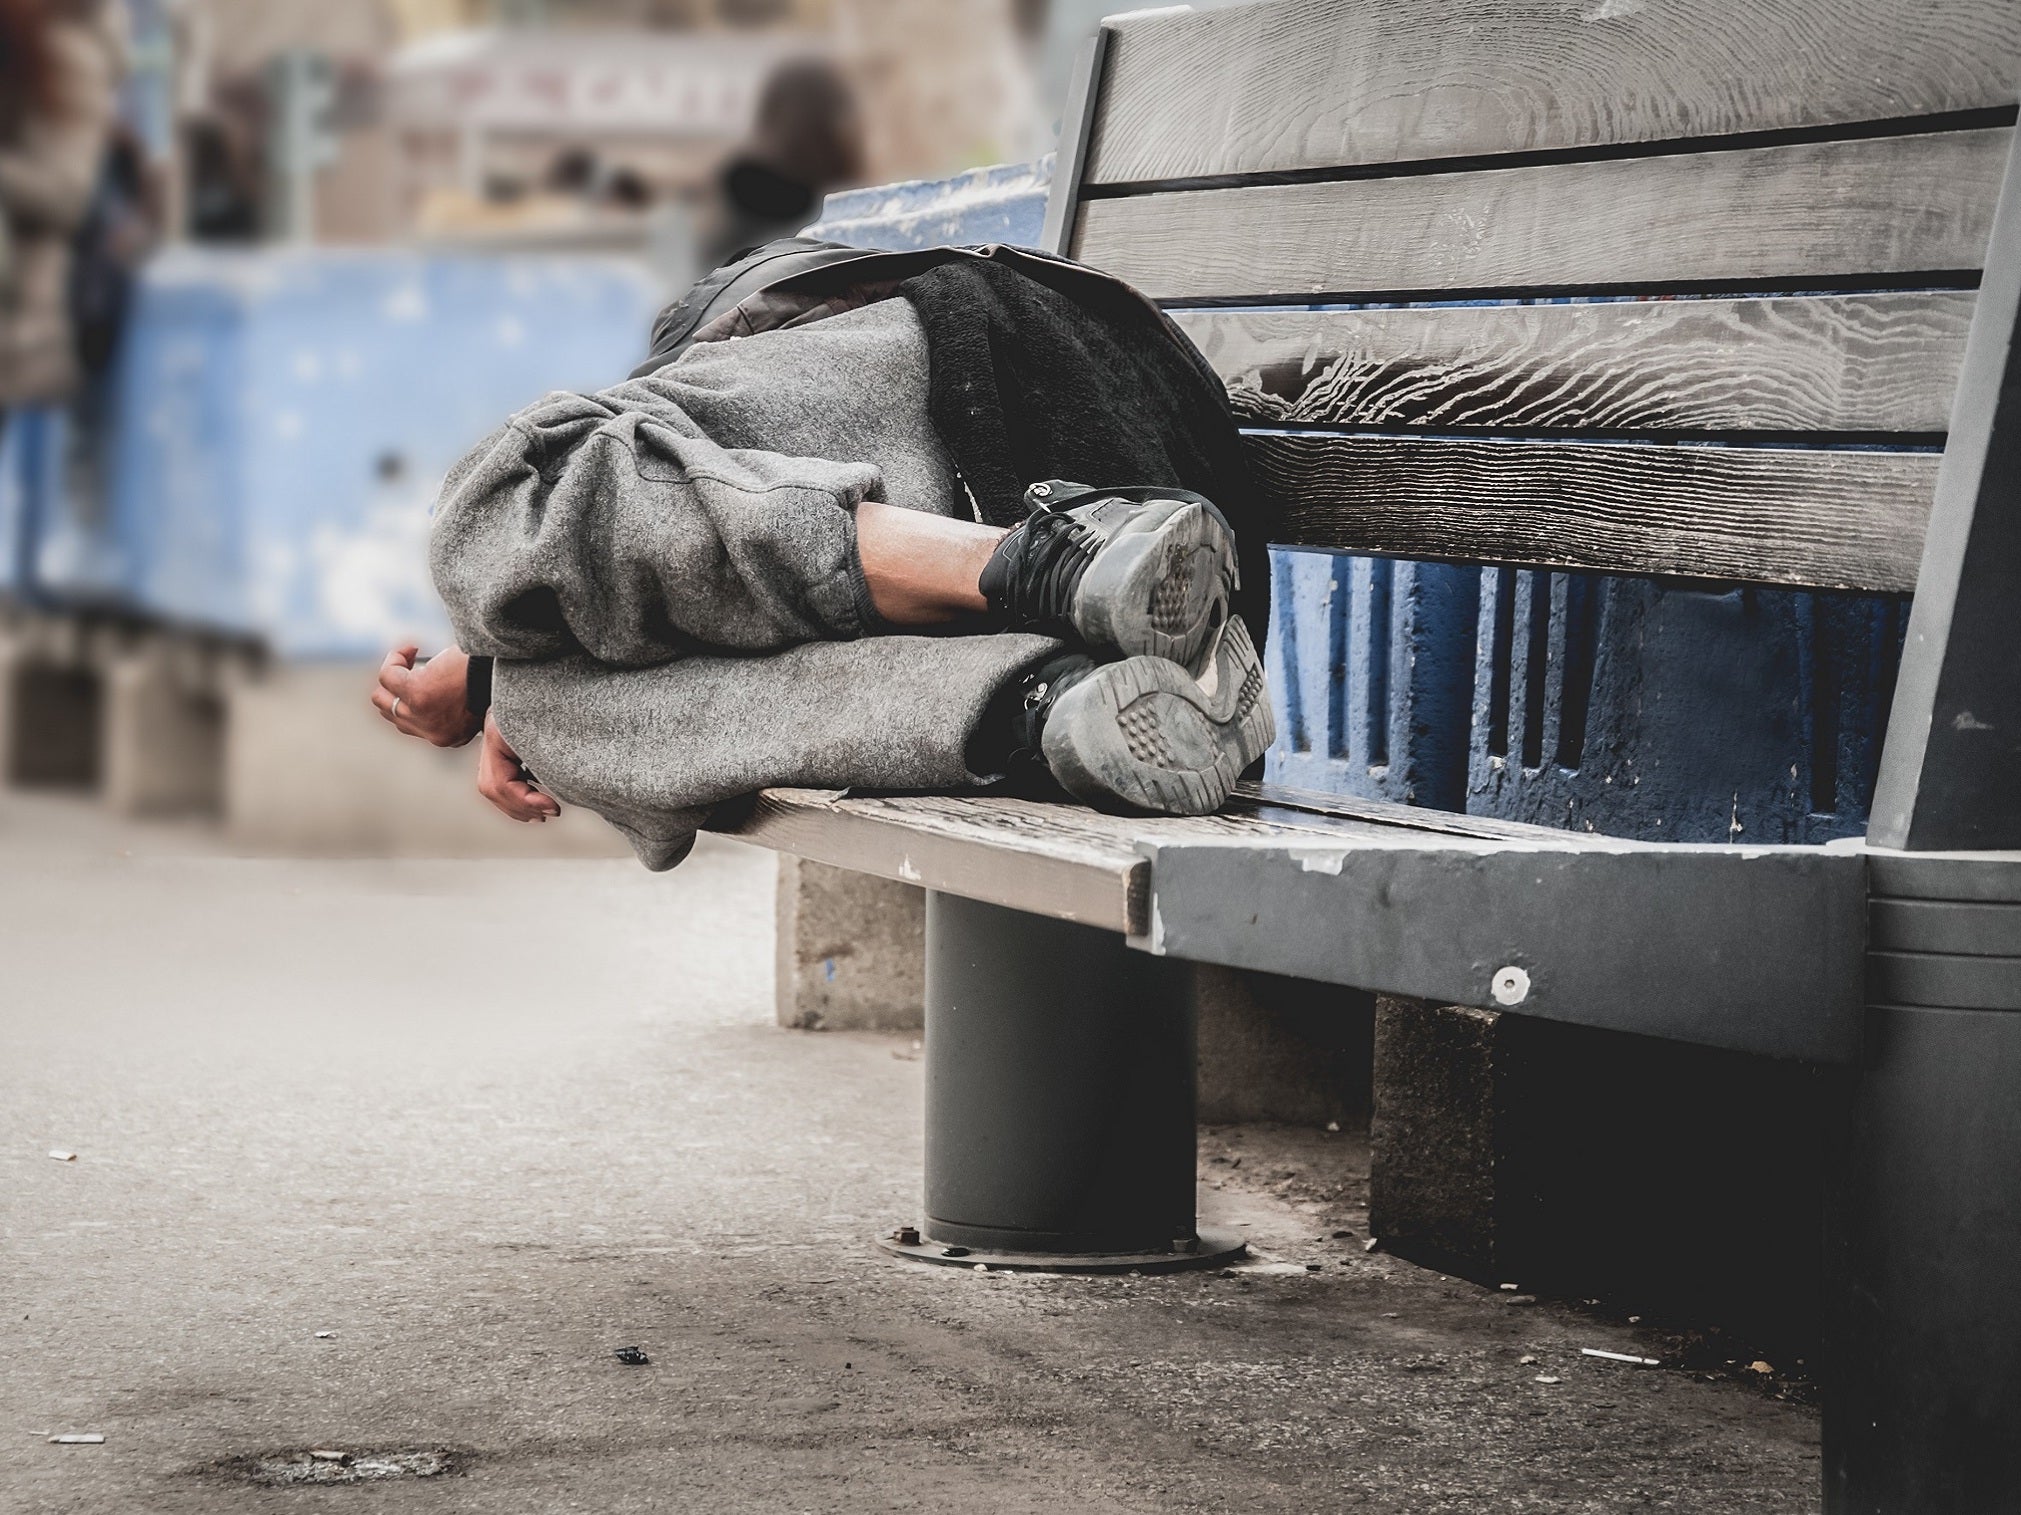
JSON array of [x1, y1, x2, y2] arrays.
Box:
[[978, 480, 1239, 666], [1005, 615, 1275, 817]]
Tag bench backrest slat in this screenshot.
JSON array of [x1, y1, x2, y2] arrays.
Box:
[[1052, 0, 2021, 593], [1174, 295, 1977, 437], [1075, 128, 2009, 304], [1085, 0, 2020, 185], [1255, 433, 1935, 593]]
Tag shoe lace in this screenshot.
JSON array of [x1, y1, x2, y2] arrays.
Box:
[[999, 505, 1097, 630]]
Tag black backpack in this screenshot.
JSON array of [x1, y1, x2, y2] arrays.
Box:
[[630, 237, 1192, 379]]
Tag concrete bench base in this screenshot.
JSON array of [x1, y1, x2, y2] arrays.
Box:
[[774, 856, 926, 1031], [102, 644, 228, 817], [1, 609, 245, 812], [1370, 998, 1837, 1356]]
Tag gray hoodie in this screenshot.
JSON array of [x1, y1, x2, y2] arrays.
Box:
[[430, 297, 1055, 868]]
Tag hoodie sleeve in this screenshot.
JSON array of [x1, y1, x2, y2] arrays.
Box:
[[429, 373, 886, 668], [488, 631, 1060, 871]]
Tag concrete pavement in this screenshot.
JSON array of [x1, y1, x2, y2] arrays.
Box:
[[1, 792, 1820, 1512]]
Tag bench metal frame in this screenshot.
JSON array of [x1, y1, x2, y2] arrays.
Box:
[[722, 12, 2021, 1508]]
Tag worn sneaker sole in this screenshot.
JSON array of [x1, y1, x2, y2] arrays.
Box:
[[1040, 616, 1275, 816], [1071, 496, 1238, 666]]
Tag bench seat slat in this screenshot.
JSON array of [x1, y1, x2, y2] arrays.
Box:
[[1075, 129, 2009, 303], [1242, 780, 1617, 847], [1087, 0, 2020, 186], [717, 785, 1621, 936], [721, 790, 1151, 934], [1175, 294, 1976, 437], [1254, 432, 1936, 592]]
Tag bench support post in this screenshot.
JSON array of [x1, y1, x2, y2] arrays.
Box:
[[1826, 1002, 2021, 1512], [887, 891, 1241, 1272]]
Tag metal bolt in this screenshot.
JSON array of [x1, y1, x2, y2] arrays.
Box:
[[1170, 1235, 1199, 1255], [1030, 482, 1052, 498], [893, 1226, 921, 1247], [1491, 965, 1531, 1006]]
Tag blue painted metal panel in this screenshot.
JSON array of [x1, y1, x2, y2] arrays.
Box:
[[1264, 548, 1480, 808], [1467, 571, 1907, 844], [107, 248, 661, 656]]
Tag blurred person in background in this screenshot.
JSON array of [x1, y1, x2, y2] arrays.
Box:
[[181, 112, 258, 241], [703, 56, 863, 265], [0, 0, 126, 440], [545, 145, 653, 214]]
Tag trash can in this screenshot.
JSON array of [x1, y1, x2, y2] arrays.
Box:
[[106, 247, 661, 655]]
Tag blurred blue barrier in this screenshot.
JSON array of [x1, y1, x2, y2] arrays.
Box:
[[106, 248, 660, 657], [806, 161, 1052, 251]]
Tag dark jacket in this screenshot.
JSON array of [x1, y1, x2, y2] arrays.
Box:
[[636, 239, 1274, 636]]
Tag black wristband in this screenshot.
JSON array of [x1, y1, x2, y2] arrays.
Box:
[[464, 655, 494, 717]]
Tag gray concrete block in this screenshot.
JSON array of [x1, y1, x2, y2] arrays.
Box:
[[1369, 996, 1838, 1357], [774, 855, 925, 1031], [102, 646, 226, 817], [1193, 964, 1373, 1127], [0, 632, 100, 790], [1369, 999, 1504, 1277]]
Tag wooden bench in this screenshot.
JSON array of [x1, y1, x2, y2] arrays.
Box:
[[718, 4, 2021, 1506]]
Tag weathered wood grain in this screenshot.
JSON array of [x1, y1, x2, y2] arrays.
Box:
[[719, 790, 1150, 932], [1250, 432, 1937, 592], [717, 785, 1605, 934], [1174, 294, 1977, 435], [1074, 129, 2010, 301], [1085, 0, 2021, 185], [1239, 781, 1615, 846], [720, 790, 1372, 934]]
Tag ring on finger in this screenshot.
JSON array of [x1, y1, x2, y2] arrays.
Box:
[[390, 696, 402, 722]]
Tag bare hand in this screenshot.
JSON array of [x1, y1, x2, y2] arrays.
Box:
[[372, 644, 483, 748], [477, 713, 560, 823]]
